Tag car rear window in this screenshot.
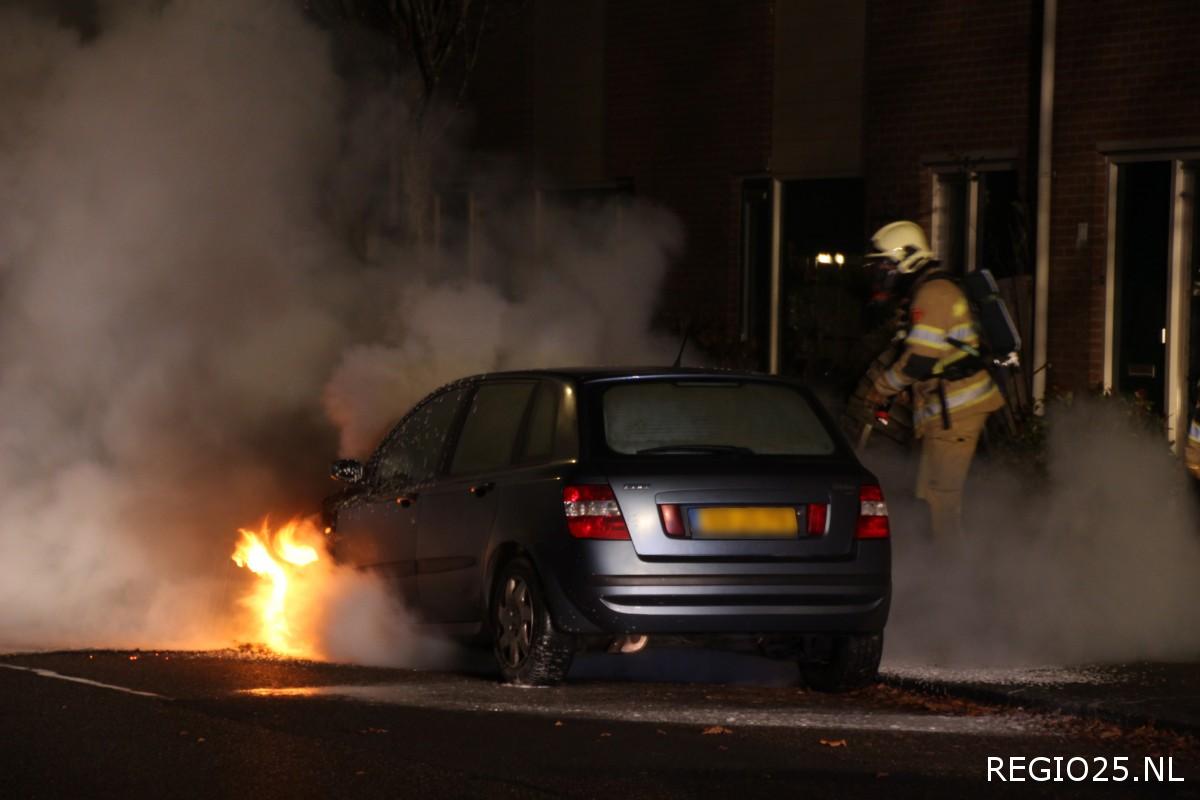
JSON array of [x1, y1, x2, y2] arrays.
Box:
[[600, 381, 836, 456]]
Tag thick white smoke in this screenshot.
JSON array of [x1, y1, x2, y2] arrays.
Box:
[[879, 398, 1200, 666], [0, 1, 678, 654]]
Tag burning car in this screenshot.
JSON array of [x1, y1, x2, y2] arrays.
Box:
[[324, 368, 891, 689]]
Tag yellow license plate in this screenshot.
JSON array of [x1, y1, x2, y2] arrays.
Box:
[[692, 507, 798, 538]]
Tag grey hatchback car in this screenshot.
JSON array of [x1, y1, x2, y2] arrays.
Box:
[[325, 368, 890, 689]]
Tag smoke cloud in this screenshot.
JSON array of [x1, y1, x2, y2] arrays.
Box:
[[879, 398, 1200, 666], [0, 1, 677, 655], [8, 0, 1188, 675]]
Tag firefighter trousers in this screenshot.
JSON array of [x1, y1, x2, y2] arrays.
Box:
[[915, 409, 989, 539]]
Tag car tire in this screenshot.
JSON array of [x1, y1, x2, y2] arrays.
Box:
[[801, 632, 883, 692], [491, 557, 574, 686]]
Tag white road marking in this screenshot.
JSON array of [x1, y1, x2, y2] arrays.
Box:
[[0, 663, 169, 699]]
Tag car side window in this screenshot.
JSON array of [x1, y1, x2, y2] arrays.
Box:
[[449, 382, 536, 475], [375, 387, 467, 487], [518, 380, 559, 464]]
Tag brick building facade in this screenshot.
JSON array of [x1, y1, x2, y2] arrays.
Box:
[[466, 0, 1200, 442], [605, 0, 775, 337], [864, 0, 1200, 442]]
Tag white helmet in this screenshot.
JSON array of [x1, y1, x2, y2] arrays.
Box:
[[867, 220, 935, 274]]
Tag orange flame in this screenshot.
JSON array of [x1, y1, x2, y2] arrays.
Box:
[[231, 517, 324, 655]]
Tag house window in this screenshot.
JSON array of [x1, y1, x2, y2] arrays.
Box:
[[931, 167, 1022, 276], [932, 172, 968, 273], [930, 164, 1031, 374]]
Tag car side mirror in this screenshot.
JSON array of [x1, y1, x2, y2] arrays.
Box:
[[331, 459, 364, 484]]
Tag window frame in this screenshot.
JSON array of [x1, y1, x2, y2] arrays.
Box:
[[925, 154, 1018, 275]]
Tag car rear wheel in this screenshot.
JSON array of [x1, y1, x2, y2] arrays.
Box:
[[491, 557, 574, 686], [800, 632, 882, 692]]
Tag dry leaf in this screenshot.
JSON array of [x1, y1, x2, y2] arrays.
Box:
[[819, 738, 848, 748], [702, 726, 733, 735]]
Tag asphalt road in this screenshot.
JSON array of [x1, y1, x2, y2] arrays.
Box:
[[1, 649, 1196, 799]]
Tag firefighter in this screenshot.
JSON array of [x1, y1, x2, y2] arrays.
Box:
[[863, 221, 1005, 539]]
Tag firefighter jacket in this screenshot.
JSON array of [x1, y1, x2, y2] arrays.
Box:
[[871, 269, 1005, 437], [1186, 405, 1200, 479]]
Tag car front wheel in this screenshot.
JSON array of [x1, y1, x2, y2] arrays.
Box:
[[491, 557, 574, 686], [801, 632, 883, 692]]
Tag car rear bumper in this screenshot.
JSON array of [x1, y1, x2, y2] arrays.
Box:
[[535, 539, 890, 636]]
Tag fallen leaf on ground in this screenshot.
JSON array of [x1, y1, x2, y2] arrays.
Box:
[[702, 726, 733, 735], [819, 738, 848, 748]]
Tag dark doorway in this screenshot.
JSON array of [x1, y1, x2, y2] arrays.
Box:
[[779, 177, 866, 380], [977, 170, 1023, 279], [740, 179, 774, 371], [1115, 161, 1172, 414], [1189, 164, 1200, 415]]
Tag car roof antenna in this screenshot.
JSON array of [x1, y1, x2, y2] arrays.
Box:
[[671, 319, 691, 368]]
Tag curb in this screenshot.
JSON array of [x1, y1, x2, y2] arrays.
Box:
[[880, 674, 1200, 738]]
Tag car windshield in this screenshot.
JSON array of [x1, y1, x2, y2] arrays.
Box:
[[600, 381, 836, 456]]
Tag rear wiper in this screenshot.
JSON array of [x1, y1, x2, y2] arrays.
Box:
[[636, 444, 755, 455]]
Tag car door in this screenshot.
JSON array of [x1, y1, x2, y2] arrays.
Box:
[[333, 386, 468, 608], [416, 380, 539, 623]]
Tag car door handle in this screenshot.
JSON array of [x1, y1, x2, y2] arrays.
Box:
[[469, 482, 495, 498], [395, 493, 418, 508]]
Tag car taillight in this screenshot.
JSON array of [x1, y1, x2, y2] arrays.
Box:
[[563, 484, 630, 540], [806, 503, 828, 535], [855, 484, 890, 539]]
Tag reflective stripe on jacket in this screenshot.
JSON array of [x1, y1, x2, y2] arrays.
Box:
[[872, 271, 1004, 437]]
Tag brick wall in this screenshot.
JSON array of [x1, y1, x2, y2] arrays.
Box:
[[464, 8, 535, 161], [605, 0, 774, 340], [1051, 0, 1200, 390], [864, 0, 1200, 394], [863, 0, 1034, 234]]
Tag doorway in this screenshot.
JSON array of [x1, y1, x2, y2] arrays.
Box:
[[778, 177, 865, 381], [1114, 161, 1172, 414], [740, 178, 774, 371]]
